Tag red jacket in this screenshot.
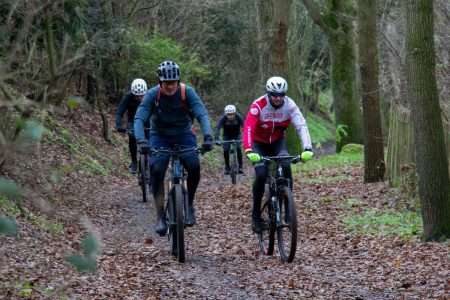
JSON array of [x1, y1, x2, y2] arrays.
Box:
[[243, 95, 312, 151]]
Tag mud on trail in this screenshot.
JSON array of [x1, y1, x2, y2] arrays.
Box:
[[54, 167, 450, 298]]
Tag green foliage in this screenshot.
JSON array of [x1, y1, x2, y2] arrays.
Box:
[[302, 174, 352, 184], [342, 208, 422, 237], [66, 232, 100, 273], [45, 117, 112, 176], [298, 148, 363, 173], [341, 143, 364, 154], [119, 32, 210, 85], [306, 113, 335, 144], [66, 96, 83, 110], [30, 214, 64, 235], [0, 193, 63, 235], [336, 124, 349, 144], [17, 281, 33, 297]]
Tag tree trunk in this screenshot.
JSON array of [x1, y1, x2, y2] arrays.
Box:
[[405, 0, 450, 240], [357, 0, 385, 182], [255, 0, 272, 87], [302, 0, 363, 152], [269, 0, 300, 154], [329, 32, 363, 151]]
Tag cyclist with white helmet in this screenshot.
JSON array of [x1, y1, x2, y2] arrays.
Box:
[[215, 104, 244, 174], [243, 76, 314, 233], [115, 78, 148, 174], [134, 60, 214, 236]]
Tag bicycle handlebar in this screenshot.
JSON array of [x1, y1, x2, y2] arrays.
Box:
[[215, 139, 242, 145], [118, 128, 151, 134], [149, 146, 202, 156], [261, 155, 302, 164]]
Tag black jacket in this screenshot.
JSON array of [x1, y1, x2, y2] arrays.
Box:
[[215, 113, 243, 140], [115, 92, 143, 129]]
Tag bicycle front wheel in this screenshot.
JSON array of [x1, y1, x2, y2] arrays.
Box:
[[230, 165, 237, 185], [277, 186, 297, 263], [139, 156, 150, 203], [174, 184, 185, 263], [258, 186, 275, 255]]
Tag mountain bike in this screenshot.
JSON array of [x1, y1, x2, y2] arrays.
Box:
[[258, 155, 301, 263], [217, 139, 241, 184], [150, 146, 201, 263]]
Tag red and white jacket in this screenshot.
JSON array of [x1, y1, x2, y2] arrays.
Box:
[[243, 95, 312, 151]]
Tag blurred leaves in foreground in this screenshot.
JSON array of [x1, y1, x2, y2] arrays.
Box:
[[0, 216, 17, 236], [0, 177, 20, 236], [66, 232, 101, 273]]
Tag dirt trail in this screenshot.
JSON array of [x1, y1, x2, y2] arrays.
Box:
[[2, 162, 449, 299], [67, 164, 449, 299]]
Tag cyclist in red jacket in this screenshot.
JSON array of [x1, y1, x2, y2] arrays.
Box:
[[243, 76, 314, 233]]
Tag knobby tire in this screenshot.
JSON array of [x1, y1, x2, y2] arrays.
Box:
[[258, 185, 275, 255], [277, 186, 297, 263], [174, 184, 185, 263]]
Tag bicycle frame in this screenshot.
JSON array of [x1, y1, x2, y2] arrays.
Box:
[[150, 146, 199, 263], [151, 147, 196, 219], [264, 156, 295, 225], [258, 155, 300, 262]]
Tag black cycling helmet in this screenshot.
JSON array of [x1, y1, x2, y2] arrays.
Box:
[[157, 60, 181, 81]]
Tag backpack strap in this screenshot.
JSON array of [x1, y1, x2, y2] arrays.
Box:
[[156, 83, 186, 104], [156, 83, 191, 119]]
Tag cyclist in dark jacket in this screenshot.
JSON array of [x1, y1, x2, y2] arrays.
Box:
[[214, 104, 244, 174], [115, 78, 148, 174], [134, 60, 213, 236]]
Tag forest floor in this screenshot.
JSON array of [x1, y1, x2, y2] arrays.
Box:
[[0, 110, 449, 300]]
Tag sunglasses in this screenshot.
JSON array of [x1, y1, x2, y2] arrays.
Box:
[[269, 92, 285, 98]]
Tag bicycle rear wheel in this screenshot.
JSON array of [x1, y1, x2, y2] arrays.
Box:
[[258, 186, 275, 255], [174, 184, 185, 263], [277, 186, 297, 263]]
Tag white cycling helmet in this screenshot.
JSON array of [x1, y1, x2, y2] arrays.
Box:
[[131, 78, 147, 96], [224, 104, 236, 114], [266, 76, 288, 94]]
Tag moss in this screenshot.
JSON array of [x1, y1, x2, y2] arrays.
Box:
[[341, 143, 364, 154]]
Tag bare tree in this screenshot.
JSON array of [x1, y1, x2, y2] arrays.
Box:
[[358, 0, 385, 182], [405, 0, 450, 240]]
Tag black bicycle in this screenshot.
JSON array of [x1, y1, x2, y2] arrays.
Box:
[[258, 155, 301, 263], [150, 146, 200, 263], [217, 139, 241, 184]]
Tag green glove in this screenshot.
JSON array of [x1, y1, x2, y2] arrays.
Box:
[[246, 151, 262, 163], [301, 150, 314, 161]]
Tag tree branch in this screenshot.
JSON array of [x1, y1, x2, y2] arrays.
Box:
[[301, 0, 329, 33]]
